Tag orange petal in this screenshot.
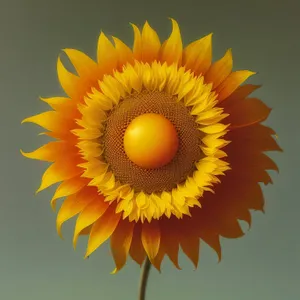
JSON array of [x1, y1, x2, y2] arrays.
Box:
[[73, 194, 108, 248], [21, 141, 71, 162], [226, 124, 282, 152], [85, 205, 121, 258], [217, 218, 244, 239], [110, 219, 135, 273], [97, 32, 118, 74], [141, 21, 161, 63], [205, 49, 233, 89], [51, 176, 87, 210], [183, 33, 212, 75], [79, 224, 92, 235], [161, 228, 181, 269], [36, 157, 82, 193], [131, 23, 142, 60], [180, 236, 200, 269], [57, 57, 80, 99], [112, 37, 134, 69], [151, 246, 165, 272], [64, 49, 99, 80], [141, 220, 161, 262], [40, 97, 79, 119], [129, 224, 146, 266], [56, 187, 96, 237], [237, 210, 252, 227], [159, 19, 182, 65], [22, 111, 74, 134], [216, 70, 256, 101], [199, 231, 221, 261], [219, 84, 261, 104], [225, 98, 271, 128]]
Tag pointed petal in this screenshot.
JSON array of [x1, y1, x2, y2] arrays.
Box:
[[110, 219, 135, 273], [73, 194, 108, 248], [129, 224, 146, 266], [97, 32, 118, 74], [237, 209, 252, 227], [180, 236, 200, 269], [159, 19, 182, 65], [64, 49, 99, 79], [161, 228, 181, 269], [225, 98, 271, 128], [141, 21, 161, 63], [141, 220, 161, 262], [40, 97, 79, 119], [219, 84, 261, 104], [131, 23, 142, 60], [57, 57, 80, 99], [37, 157, 82, 193], [226, 124, 282, 152], [56, 187, 96, 237], [183, 33, 212, 75], [218, 218, 244, 238], [112, 37, 134, 68], [85, 205, 121, 258], [199, 231, 221, 261], [21, 141, 71, 162], [151, 245, 165, 272], [79, 224, 92, 235], [205, 49, 233, 89], [216, 70, 256, 101], [22, 111, 73, 134], [51, 177, 87, 210]]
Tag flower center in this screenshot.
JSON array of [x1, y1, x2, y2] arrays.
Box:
[[123, 113, 179, 169]]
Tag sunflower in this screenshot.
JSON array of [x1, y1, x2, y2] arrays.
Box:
[[22, 19, 281, 273]]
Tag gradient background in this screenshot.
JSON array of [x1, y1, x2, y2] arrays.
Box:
[[1, 0, 298, 299]]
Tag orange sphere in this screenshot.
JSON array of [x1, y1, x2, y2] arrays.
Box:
[[123, 113, 179, 169]]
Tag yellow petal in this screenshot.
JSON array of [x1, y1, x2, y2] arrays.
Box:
[[57, 57, 80, 99], [131, 23, 142, 60], [51, 177, 87, 210], [180, 236, 200, 269], [112, 37, 134, 68], [183, 33, 212, 75], [40, 97, 79, 119], [36, 157, 82, 193], [205, 49, 233, 89], [159, 18, 182, 65], [97, 32, 118, 74], [141, 21, 161, 63], [216, 70, 256, 101], [56, 188, 95, 237], [22, 111, 73, 133], [141, 220, 160, 261], [64, 49, 99, 79], [200, 123, 229, 134], [110, 219, 135, 273], [85, 205, 121, 258], [73, 194, 108, 248], [21, 141, 69, 162]]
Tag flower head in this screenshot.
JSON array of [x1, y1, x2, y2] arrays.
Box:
[[22, 19, 281, 272]]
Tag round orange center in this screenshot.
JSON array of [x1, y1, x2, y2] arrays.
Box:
[[123, 113, 179, 169]]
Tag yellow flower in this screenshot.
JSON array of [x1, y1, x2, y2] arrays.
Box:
[[22, 19, 281, 272]]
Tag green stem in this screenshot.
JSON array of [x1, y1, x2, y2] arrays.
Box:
[[139, 258, 152, 300]]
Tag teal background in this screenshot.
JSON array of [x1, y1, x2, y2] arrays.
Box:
[[1, 0, 298, 299]]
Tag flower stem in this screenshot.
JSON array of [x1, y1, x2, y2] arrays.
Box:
[[139, 258, 151, 300]]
